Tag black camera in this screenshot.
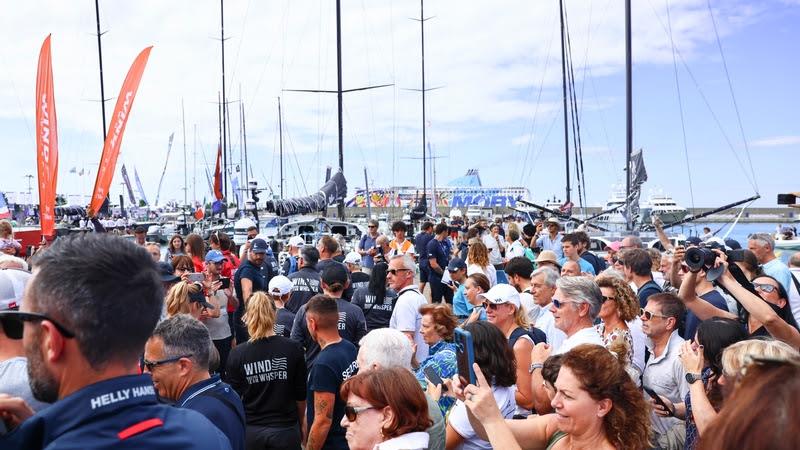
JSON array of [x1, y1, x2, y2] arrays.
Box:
[[684, 247, 717, 272]]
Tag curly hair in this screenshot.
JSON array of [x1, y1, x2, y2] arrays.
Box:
[[419, 303, 458, 341], [560, 344, 651, 450], [595, 275, 639, 322], [467, 241, 490, 267]]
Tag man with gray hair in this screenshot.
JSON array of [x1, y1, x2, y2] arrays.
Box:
[[621, 235, 643, 250], [0, 254, 28, 271], [529, 267, 566, 350], [356, 328, 445, 450], [748, 232, 793, 293], [145, 315, 246, 450], [387, 255, 429, 363]]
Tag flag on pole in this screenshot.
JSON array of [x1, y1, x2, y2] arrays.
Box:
[[35, 35, 59, 238]]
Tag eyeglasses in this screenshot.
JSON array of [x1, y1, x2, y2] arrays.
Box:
[[552, 299, 577, 309], [640, 308, 670, 321], [753, 283, 777, 294], [0, 310, 76, 338], [142, 354, 193, 372], [387, 268, 412, 275], [344, 405, 377, 422]]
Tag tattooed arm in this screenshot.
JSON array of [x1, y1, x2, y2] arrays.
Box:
[[307, 391, 335, 450]]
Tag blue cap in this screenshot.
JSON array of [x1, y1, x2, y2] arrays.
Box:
[[447, 257, 467, 272], [250, 238, 269, 254], [205, 250, 225, 263]]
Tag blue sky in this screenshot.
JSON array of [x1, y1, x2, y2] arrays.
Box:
[[0, 0, 797, 208]]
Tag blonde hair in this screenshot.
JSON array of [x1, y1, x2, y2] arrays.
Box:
[[165, 281, 201, 317], [244, 292, 276, 341], [468, 241, 490, 267], [721, 339, 800, 380], [0, 220, 13, 239], [513, 304, 530, 329]]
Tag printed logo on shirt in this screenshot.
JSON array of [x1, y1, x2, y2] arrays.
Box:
[[364, 294, 394, 311], [338, 312, 347, 330], [292, 277, 320, 293], [243, 357, 289, 384], [89, 384, 155, 410], [273, 324, 286, 335], [342, 360, 358, 381]]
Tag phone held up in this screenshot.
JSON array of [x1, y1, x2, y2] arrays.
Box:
[[187, 272, 205, 283], [454, 328, 477, 386], [219, 277, 231, 289], [423, 366, 447, 392], [778, 193, 797, 205]]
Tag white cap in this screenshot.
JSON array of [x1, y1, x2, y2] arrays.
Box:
[[344, 251, 361, 265], [477, 283, 521, 308], [0, 269, 32, 311], [268, 275, 294, 296], [288, 236, 305, 248]]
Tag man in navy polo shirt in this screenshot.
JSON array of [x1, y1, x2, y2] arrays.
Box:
[[427, 223, 453, 304], [0, 234, 231, 449], [145, 315, 245, 450], [234, 238, 273, 343]]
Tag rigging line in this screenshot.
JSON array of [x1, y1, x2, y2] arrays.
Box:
[[576, 0, 595, 119], [665, 0, 697, 219], [389, 0, 397, 193], [586, 65, 617, 175], [644, 0, 757, 192], [282, 117, 309, 196], [525, 112, 560, 182], [226, 0, 252, 99], [359, 0, 380, 176], [248, 1, 287, 114], [564, 3, 587, 211], [344, 106, 369, 168], [517, 14, 558, 185], [706, 0, 758, 192]]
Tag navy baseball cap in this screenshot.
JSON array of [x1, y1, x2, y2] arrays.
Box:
[[685, 236, 702, 246], [157, 262, 180, 283], [321, 263, 349, 286], [447, 258, 467, 272], [250, 238, 269, 254], [724, 238, 742, 250], [189, 288, 215, 310]]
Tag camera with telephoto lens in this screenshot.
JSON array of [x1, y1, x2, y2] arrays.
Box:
[[684, 241, 738, 282]]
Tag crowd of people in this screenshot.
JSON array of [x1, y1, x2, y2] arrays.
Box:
[[0, 214, 799, 450]]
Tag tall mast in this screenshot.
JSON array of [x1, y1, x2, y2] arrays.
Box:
[[181, 98, 187, 207], [625, 0, 633, 232], [193, 124, 197, 204], [242, 101, 249, 192], [220, 0, 229, 203], [420, 0, 427, 205], [94, 0, 107, 138], [335, 0, 345, 219], [559, 0, 571, 205], [278, 97, 284, 199]]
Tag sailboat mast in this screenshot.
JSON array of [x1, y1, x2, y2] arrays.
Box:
[[242, 102, 249, 191], [278, 97, 284, 199], [559, 0, 571, 205], [94, 0, 107, 138], [193, 124, 197, 204], [220, 0, 228, 203], [625, 0, 633, 232], [421, 0, 427, 207], [182, 98, 187, 207], [335, 0, 346, 219]]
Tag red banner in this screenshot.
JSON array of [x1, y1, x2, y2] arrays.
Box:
[[36, 35, 59, 238], [88, 46, 153, 217], [213, 143, 224, 200]]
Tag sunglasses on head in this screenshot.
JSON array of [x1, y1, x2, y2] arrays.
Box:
[[0, 310, 76, 340], [344, 405, 377, 422]]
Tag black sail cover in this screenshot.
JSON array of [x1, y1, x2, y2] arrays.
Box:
[[266, 170, 347, 217]]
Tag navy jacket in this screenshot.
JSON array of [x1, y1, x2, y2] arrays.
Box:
[[177, 375, 246, 450], [0, 374, 232, 450]]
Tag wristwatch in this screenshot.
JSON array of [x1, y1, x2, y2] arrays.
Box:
[[685, 372, 702, 384], [529, 363, 544, 374]]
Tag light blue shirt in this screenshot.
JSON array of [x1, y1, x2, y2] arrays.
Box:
[[558, 256, 596, 275], [452, 285, 487, 321], [763, 258, 792, 293], [536, 233, 563, 259]]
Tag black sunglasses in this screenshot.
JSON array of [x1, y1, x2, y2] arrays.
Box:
[[0, 310, 76, 339], [387, 268, 412, 275], [142, 354, 193, 372], [344, 405, 377, 422]]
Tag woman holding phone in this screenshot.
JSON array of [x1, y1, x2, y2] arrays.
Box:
[[445, 321, 517, 450], [414, 303, 459, 415]]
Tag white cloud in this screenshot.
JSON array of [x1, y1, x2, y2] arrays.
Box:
[[750, 135, 800, 147]]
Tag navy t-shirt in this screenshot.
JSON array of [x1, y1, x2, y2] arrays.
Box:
[[290, 299, 367, 367], [683, 290, 729, 339], [274, 308, 295, 338], [343, 271, 371, 301], [351, 286, 399, 331], [415, 232, 434, 263], [234, 259, 268, 314], [426, 238, 449, 278], [307, 340, 358, 450], [637, 280, 663, 308]]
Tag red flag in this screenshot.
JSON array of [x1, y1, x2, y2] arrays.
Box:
[[194, 207, 205, 220], [36, 35, 59, 238], [88, 46, 152, 217], [213, 143, 224, 200]]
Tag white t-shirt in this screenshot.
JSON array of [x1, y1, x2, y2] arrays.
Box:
[[467, 264, 497, 287], [534, 303, 566, 351], [506, 241, 526, 260], [390, 285, 429, 362], [553, 326, 604, 355], [448, 385, 516, 450], [482, 234, 503, 266]]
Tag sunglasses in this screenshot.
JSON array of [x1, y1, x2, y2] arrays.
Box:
[[142, 354, 193, 372], [552, 298, 577, 309], [368, 225, 377, 228], [0, 310, 76, 339], [640, 308, 669, 321], [482, 302, 504, 310], [601, 295, 615, 303], [175, 267, 193, 272], [753, 283, 777, 293], [387, 268, 412, 275], [344, 405, 377, 422]]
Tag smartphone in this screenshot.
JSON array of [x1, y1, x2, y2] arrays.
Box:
[[219, 277, 231, 289], [423, 366, 447, 392], [778, 193, 797, 205], [643, 386, 674, 417], [454, 328, 477, 386], [187, 272, 205, 283]]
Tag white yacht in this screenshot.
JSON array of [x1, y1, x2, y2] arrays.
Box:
[[594, 186, 628, 227], [641, 190, 688, 225]]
